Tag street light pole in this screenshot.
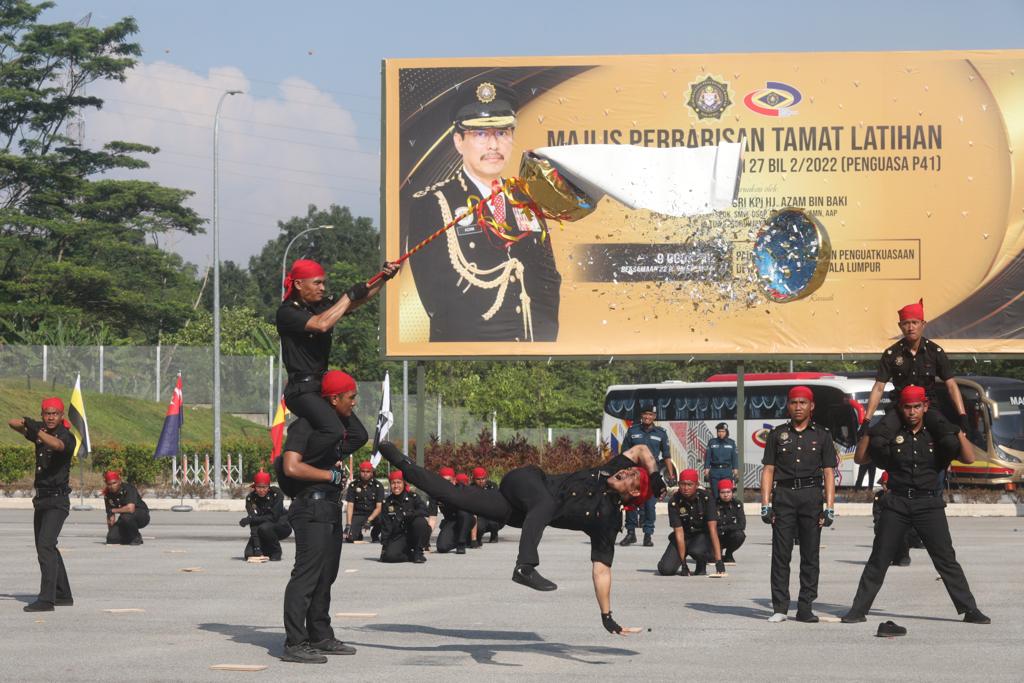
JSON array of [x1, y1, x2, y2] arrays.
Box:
[[213, 89, 242, 499], [278, 224, 336, 396]]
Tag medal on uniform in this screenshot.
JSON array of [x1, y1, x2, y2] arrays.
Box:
[[894, 356, 905, 366], [780, 431, 790, 442], [895, 435, 905, 444]]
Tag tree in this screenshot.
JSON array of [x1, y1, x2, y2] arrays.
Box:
[[0, 1, 204, 344], [161, 306, 277, 357], [198, 259, 258, 312]]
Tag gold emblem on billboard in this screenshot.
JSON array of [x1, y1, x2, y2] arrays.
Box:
[[686, 76, 731, 120], [475, 82, 496, 104]]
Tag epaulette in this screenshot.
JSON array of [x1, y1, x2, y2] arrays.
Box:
[[412, 174, 458, 198]]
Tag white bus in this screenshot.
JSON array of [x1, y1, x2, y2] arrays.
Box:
[[603, 373, 872, 489]]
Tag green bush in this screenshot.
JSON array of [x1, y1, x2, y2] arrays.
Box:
[[0, 444, 34, 484]]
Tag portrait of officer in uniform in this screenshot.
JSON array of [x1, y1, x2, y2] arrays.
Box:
[[406, 80, 562, 342]]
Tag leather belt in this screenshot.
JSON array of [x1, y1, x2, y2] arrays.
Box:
[[774, 476, 823, 490], [890, 487, 940, 499], [298, 489, 339, 501], [35, 486, 71, 496], [288, 372, 324, 384], [710, 464, 732, 469]]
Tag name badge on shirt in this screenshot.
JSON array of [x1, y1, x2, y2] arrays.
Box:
[[454, 206, 481, 236]]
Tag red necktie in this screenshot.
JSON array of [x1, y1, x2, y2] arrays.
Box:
[[491, 180, 506, 225]]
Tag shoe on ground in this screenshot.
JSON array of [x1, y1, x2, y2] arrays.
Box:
[[723, 553, 736, 565], [795, 611, 819, 623], [767, 613, 787, 623], [642, 534, 654, 547], [411, 552, 427, 564], [269, 553, 282, 562], [23, 600, 54, 612], [895, 556, 911, 567], [678, 565, 690, 577], [512, 564, 557, 591], [619, 533, 637, 547], [281, 643, 328, 664], [54, 597, 74, 607], [841, 612, 867, 624], [309, 638, 356, 655], [693, 563, 707, 576], [488, 532, 499, 543], [963, 610, 991, 625], [455, 546, 466, 555], [876, 620, 907, 637], [129, 535, 143, 546], [470, 540, 483, 549]]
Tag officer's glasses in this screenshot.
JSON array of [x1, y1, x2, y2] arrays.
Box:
[[461, 128, 514, 142]]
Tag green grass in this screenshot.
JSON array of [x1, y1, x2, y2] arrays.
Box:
[[0, 378, 268, 447]]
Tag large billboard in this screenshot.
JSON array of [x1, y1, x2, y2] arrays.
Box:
[[382, 51, 1024, 358]]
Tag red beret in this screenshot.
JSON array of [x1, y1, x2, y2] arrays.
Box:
[[898, 298, 924, 322], [103, 470, 121, 484], [439, 466, 455, 478], [880, 471, 889, 484], [788, 385, 814, 401], [359, 461, 373, 471], [282, 259, 325, 300], [253, 470, 271, 486], [472, 467, 487, 479], [455, 473, 469, 485], [717, 478, 735, 491], [629, 467, 651, 504], [41, 397, 64, 412], [388, 470, 404, 481], [321, 370, 357, 397], [899, 385, 928, 405], [680, 468, 699, 483]]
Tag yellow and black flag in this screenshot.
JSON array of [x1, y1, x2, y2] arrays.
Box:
[[68, 374, 90, 458]]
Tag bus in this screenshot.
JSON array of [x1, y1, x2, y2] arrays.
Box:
[[603, 373, 864, 489], [943, 376, 1024, 489]]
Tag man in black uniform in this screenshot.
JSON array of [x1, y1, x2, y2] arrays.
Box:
[[378, 441, 665, 634], [842, 386, 990, 625], [760, 385, 837, 624], [715, 478, 746, 565], [471, 466, 504, 546], [343, 461, 384, 543], [103, 470, 150, 546], [619, 407, 676, 547], [656, 469, 726, 577], [379, 471, 431, 563], [8, 397, 76, 612], [858, 298, 968, 459], [277, 258, 398, 477], [431, 466, 474, 555], [240, 470, 291, 561], [277, 370, 366, 664], [406, 80, 561, 342]]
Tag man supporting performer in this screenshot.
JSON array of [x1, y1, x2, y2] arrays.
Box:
[[276, 258, 398, 484], [240, 470, 290, 561], [9, 398, 77, 612], [470, 466, 504, 546], [760, 385, 837, 624], [432, 467, 474, 555], [378, 441, 666, 634], [103, 471, 150, 545], [842, 386, 990, 625], [277, 370, 367, 664], [379, 471, 431, 563], [656, 469, 726, 577]]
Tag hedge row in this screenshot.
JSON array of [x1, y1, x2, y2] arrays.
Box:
[[420, 432, 603, 478]]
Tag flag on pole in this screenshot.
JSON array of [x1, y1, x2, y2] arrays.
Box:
[[68, 374, 90, 459], [370, 371, 394, 468], [269, 395, 288, 461], [154, 374, 183, 459]]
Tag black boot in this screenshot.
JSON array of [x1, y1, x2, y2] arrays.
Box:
[[455, 545, 466, 555], [23, 601, 54, 612], [642, 533, 653, 547], [281, 643, 328, 664], [693, 561, 707, 576], [512, 564, 557, 591], [723, 551, 736, 564], [378, 442, 414, 468], [619, 532, 637, 547], [488, 531, 499, 543]]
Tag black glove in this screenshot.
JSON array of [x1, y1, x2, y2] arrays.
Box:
[[760, 504, 774, 525], [239, 516, 250, 527], [649, 471, 667, 498], [678, 564, 690, 577], [343, 524, 351, 538], [22, 417, 41, 442], [715, 560, 726, 574], [958, 414, 970, 434], [329, 468, 345, 486], [820, 508, 835, 528], [856, 420, 870, 440], [380, 262, 398, 281], [601, 611, 623, 634], [664, 476, 678, 488], [345, 281, 369, 302]]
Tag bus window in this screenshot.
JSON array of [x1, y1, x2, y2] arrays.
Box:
[[987, 386, 1024, 452], [605, 390, 637, 420], [807, 385, 859, 448]]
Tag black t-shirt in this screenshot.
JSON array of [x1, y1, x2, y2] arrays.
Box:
[[276, 295, 336, 375], [345, 478, 385, 514], [876, 337, 953, 401], [276, 414, 370, 497], [105, 482, 148, 514], [761, 421, 838, 480], [872, 424, 951, 491], [34, 424, 76, 491], [667, 489, 717, 537], [245, 487, 286, 523]]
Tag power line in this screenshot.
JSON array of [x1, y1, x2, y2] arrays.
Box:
[[157, 148, 378, 185]]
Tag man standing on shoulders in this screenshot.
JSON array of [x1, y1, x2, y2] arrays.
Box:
[[620, 406, 675, 548], [760, 386, 837, 624]]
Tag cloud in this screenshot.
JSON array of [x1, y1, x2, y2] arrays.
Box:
[[85, 61, 380, 268]]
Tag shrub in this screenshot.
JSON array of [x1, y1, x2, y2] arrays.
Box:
[[0, 444, 34, 484]]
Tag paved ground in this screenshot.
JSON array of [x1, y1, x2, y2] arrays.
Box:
[[0, 509, 1020, 682]]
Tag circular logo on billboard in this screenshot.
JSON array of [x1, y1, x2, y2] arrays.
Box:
[[687, 76, 731, 120]]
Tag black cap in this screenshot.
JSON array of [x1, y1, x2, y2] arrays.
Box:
[[716, 422, 728, 431], [452, 80, 518, 130]]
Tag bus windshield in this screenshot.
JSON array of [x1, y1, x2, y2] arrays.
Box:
[[987, 387, 1024, 451]]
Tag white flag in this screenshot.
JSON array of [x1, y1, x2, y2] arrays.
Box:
[[370, 371, 394, 468]]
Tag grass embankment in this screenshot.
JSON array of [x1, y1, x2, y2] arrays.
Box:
[[0, 378, 267, 447]]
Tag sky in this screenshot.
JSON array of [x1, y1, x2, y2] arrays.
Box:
[[41, 0, 1024, 269]]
